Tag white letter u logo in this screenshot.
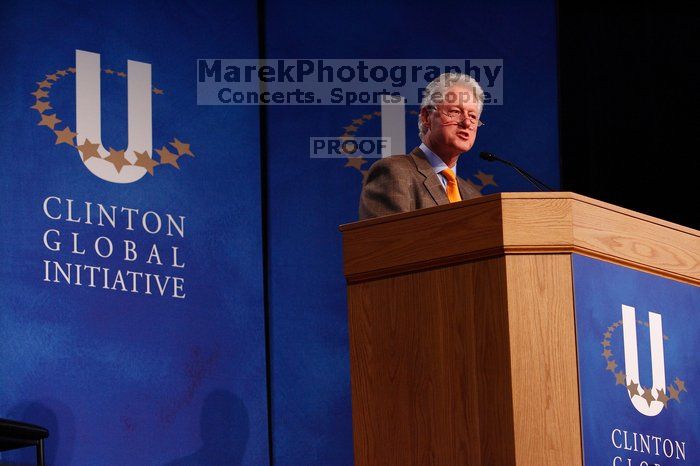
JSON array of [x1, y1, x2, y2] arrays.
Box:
[[75, 49, 152, 183], [621, 305, 666, 416]]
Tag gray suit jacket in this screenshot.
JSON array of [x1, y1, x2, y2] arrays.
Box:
[[359, 147, 481, 220]]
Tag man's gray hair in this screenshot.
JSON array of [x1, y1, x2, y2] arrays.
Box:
[[418, 72, 485, 138]]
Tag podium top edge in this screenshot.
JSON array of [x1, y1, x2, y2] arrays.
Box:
[[339, 191, 699, 237]]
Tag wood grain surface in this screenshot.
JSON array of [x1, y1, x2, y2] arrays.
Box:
[[347, 257, 515, 465], [340, 192, 699, 285]]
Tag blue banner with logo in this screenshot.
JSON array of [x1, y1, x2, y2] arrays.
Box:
[[572, 254, 699, 465], [262, 1, 559, 464], [0, 1, 268, 464]]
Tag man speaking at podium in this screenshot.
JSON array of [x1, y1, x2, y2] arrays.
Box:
[[359, 73, 484, 219]]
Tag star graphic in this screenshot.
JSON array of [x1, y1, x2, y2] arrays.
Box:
[[155, 146, 180, 168], [38, 113, 61, 129], [675, 378, 686, 392], [54, 126, 77, 146], [116, 71, 126, 77], [68, 67, 76, 73], [656, 389, 670, 408], [31, 100, 52, 113], [606, 360, 618, 372], [475, 170, 497, 187], [46, 73, 59, 81], [602, 349, 612, 358], [352, 118, 364, 125], [76, 138, 101, 161], [626, 380, 639, 398], [31, 89, 49, 99], [641, 387, 655, 407], [345, 156, 366, 170], [607, 326, 615, 332], [106, 147, 130, 173], [603, 331, 612, 339], [105, 69, 115, 74], [153, 87, 164, 95], [343, 125, 358, 133], [601, 340, 611, 348], [169, 138, 193, 157], [373, 111, 381, 116], [615, 371, 626, 386], [36, 80, 52, 89], [613, 322, 620, 328], [362, 114, 372, 120], [134, 150, 159, 175], [56, 69, 68, 76], [668, 385, 680, 402]]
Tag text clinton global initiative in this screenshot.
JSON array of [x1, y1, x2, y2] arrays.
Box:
[[41, 195, 187, 299]]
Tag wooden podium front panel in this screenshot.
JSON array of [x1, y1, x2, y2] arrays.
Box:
[[504, 254, 582, 465], [347, 257, 516, 465]]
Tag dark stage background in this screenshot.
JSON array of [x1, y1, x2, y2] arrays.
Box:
[[558, 3, 699, 229]]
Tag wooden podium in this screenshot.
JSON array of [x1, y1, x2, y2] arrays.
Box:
[[340, 193, 699, 465]]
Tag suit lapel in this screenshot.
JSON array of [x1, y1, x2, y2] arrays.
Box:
[[457, 177, 480, 201], [410, 147, 449, 206]]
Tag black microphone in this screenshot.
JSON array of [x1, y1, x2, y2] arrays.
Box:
[[479, 151, 554, 192]]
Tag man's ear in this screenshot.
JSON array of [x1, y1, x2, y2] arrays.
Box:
[[420, 108, 431, 132]]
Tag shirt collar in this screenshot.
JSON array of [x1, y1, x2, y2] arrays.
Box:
[[419, 142, 457, 177]]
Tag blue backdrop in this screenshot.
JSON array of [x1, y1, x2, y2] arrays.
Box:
[[1, 0, 559, 464], [263, 1, 559, 464], [0, 1, 268, 464]]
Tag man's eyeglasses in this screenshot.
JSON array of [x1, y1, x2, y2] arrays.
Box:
[[433, 107, 485, 128]]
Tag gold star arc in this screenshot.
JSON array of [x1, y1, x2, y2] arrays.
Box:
[[475, 170, 498, 187], [76, 139, 101, 161], [156, 146, 180, 169], [38, 113, 61, 130], [169, 138, 194, 157], [134, 150, 159, 175], [106, 147, 130, 173], [601, 319, 687, 409], [31, 100, 53, 113], [345, 156, 366, 170], [641, 387, 655, 407], [31, 89, 49, 99], [614, 371, 626, 386], [626, 380, 640, 398], [54, 126, 77, 146]]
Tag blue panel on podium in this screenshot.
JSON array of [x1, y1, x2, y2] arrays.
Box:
[[572, 254, 699, 466]]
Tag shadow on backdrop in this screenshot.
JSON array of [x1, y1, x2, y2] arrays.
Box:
[[0, 400, 75, 466], [165, 390, 250, 466]]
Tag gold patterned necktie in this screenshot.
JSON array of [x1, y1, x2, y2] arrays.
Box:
[[440, 168, 462, 203]]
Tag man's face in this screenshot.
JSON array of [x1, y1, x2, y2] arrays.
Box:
[[421, 85, 481, 160]]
